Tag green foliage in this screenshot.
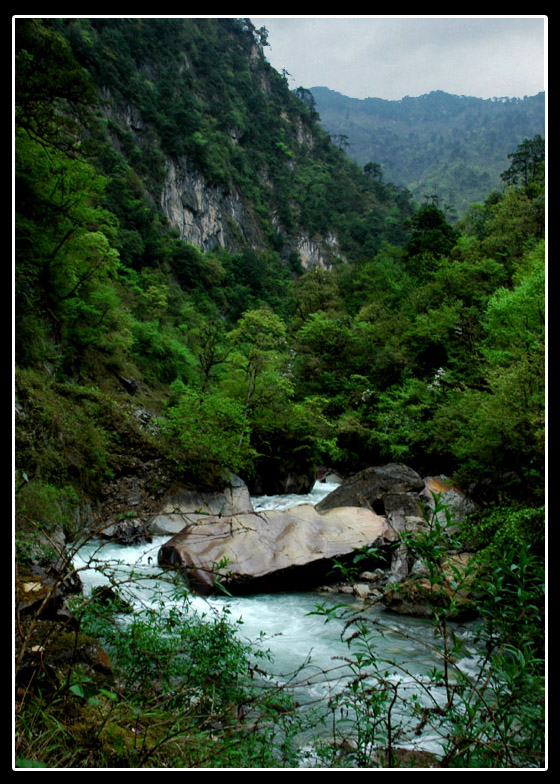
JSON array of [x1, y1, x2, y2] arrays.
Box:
[[16, 573, 306, 768], [432, 240, 545, 499], [404, 204, 460, 277], [460, 504, 545, 554], [130, 320, 197, 386], [16, 129, 124, 367], [15, 22, 131, 375], [79, 588, 253, 710], [312, 497, 545, 768], [474, 542, 545, 662], [16, 480, 80, 551], [501, 135, 545, 188], [15, 19, 99, 150], [162, 381, 254, 483], [367, 375, 443, 464], [15, 369, 114, 494]]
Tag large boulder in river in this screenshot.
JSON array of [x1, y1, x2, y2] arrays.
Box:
[[316, 464, 424, 515], [158, 504, 397, 594]]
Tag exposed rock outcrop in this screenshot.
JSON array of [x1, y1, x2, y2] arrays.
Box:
[[160, 154, 342, 267], [99, 517, 153, 545], [160, 156, 266, 254], [420, 475, 478, 529], [103, 91, 345, 269]]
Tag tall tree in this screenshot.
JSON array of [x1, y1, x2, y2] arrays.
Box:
[[404, 204, 459, 277], [501, 135, 545, 188]]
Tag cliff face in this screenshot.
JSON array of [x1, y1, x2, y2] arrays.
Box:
[[106, 95, 342, 269], [80, 19, 381, 268], [60, 18, 411, 270], [158, 151, 344, 268], [159, 155, 265, 254]]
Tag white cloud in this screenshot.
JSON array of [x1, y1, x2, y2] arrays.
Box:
[[253, 16, 546, 100]]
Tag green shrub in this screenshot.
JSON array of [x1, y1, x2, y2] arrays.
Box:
[[312, 496, 545, 768], [16, 480, 80, 550]]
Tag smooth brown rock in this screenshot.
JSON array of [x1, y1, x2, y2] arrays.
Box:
[[158, 503, 397, 594]]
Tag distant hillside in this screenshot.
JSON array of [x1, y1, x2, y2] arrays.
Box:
[[310, 86, 545, 215]]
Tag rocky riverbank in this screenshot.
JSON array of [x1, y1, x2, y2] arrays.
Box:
[[152, 463, 479, 617]]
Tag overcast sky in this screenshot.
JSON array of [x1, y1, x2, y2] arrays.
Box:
[[250, 16, 546, 101]]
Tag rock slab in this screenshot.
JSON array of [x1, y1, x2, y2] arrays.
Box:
[[148, 475, 254, 536], [158, 503, 396, 594]]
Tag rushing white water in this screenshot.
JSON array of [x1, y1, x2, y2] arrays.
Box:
[[72, 481, 482, 764]]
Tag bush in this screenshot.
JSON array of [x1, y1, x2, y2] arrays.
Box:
[[15, 568, 305, 769], [15, 480, 80, 556], [311, 496, 545, 768], [162, 381, 255, 485]]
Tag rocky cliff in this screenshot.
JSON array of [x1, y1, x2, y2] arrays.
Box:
[[102, 80, 346, 269]]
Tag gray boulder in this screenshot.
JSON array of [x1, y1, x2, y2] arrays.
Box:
[[420, 476, 478, 528], [316, 464, 424, 514], [99, 517, 152, 544], [148, 474, 253, 535]]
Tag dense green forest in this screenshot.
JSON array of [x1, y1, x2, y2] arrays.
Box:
[[14, 17, 545, 769], [311, 86, 545, 216]]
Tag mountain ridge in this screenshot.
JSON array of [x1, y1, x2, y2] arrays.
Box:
[[310, 85, 545, 214]]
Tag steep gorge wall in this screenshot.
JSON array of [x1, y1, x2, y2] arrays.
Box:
[[159, 152, 343, 268], [105, 93, 342, 269], [159, 155, 265, 254]]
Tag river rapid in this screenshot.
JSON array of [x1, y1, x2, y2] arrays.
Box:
[[72, 481, 483, 765]]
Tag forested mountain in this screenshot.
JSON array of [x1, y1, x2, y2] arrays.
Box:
[[15, 18, 545, 767], [310, 86, 545, 215], [15, 16, 417, 496], [15, 14, 546, 517]]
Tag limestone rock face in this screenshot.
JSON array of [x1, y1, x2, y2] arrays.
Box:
[[160, 157, 265, 254], [157, 504, 397, 594], [160, 157, 342, 268]]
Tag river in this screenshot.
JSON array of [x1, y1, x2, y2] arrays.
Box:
[[72, 481, 483, 766]]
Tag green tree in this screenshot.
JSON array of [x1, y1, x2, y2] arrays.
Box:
[[15, 19, 98, 151], [501, 135, 545, 188], [404, 204, 459, 277], [163, 381, 253, 483], [15, 21, 127, 371], [227, 307, 289, 408], [431, 241, 545, 499], [480, 187, 544, 276], [192, 320, 231, 393], [364, 161, 383, 182]]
